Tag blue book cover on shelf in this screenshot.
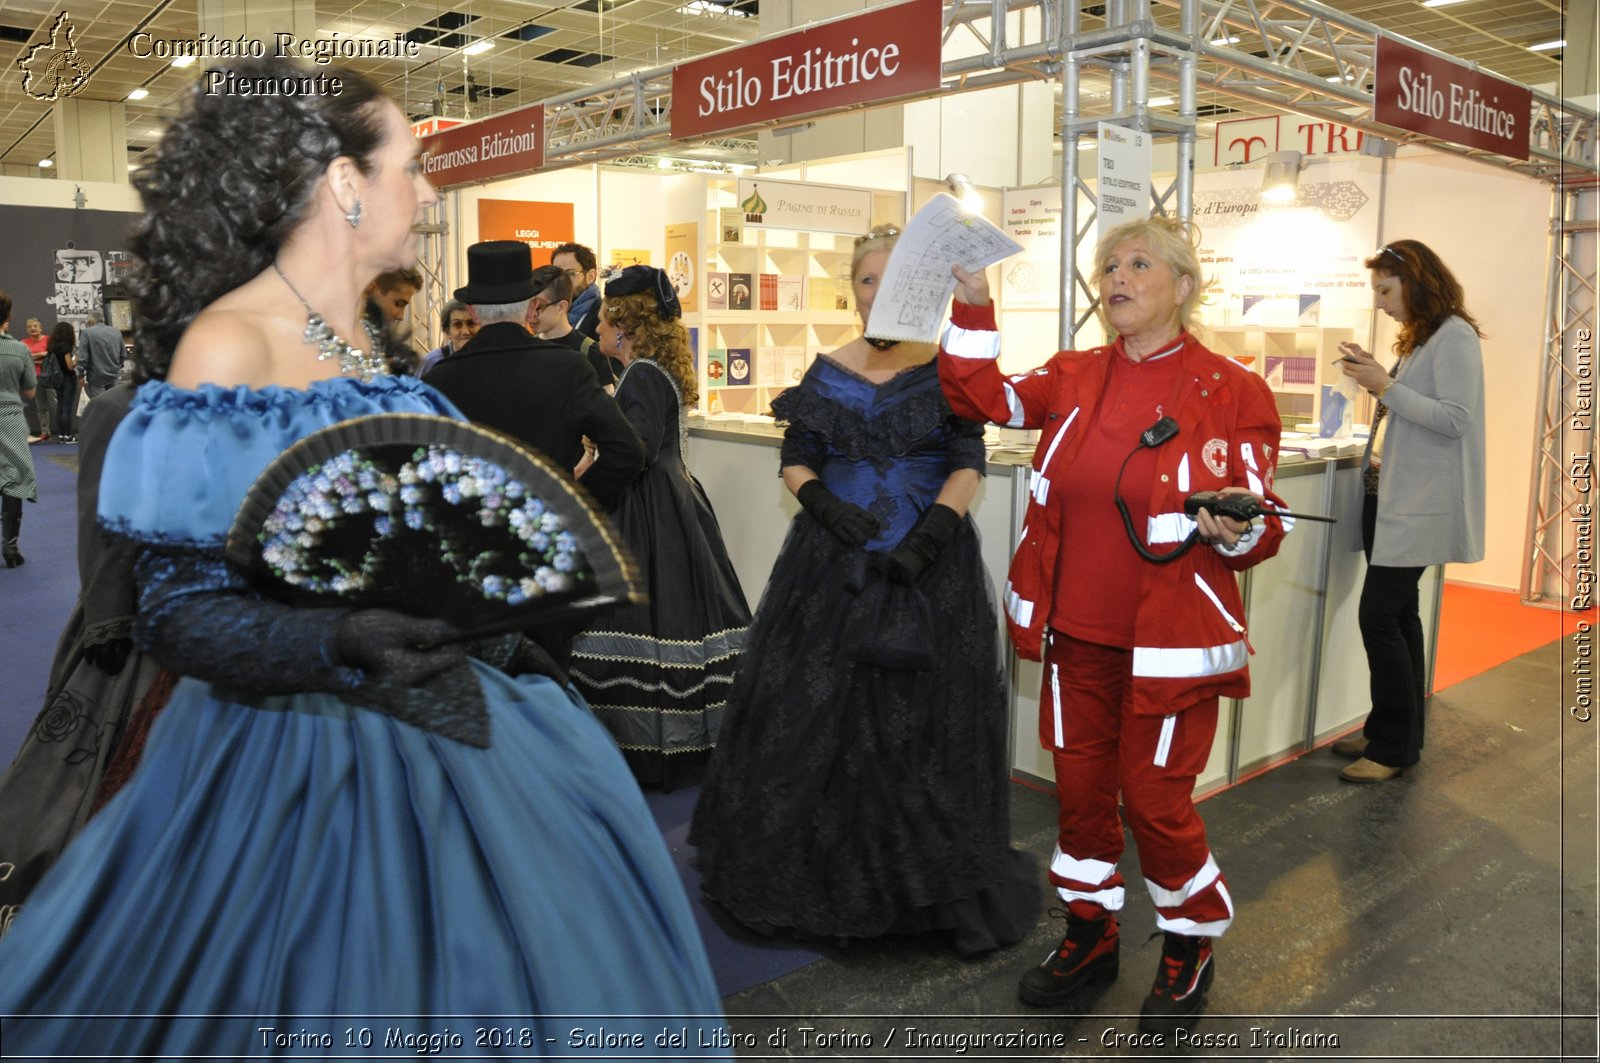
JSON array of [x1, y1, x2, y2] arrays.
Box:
[[726, 347, 753, 386]]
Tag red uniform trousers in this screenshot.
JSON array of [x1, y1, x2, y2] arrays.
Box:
[[1042, 632, 1234, 937]]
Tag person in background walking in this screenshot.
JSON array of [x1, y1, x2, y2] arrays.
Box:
[[77, 311, 126, 400], [21, 318, 51, 442], [0, 291, 38, 567], [44, 323, 79, 443]]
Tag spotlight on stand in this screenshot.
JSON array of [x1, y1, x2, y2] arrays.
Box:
[[944, 172, 983, 214], [1260, 151, 1302, 203]]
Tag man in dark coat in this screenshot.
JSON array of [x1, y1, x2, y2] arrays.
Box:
[[423, 241, 643, 512]]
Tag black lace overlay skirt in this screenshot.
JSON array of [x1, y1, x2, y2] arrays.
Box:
[[689, 513, 1040, 955]]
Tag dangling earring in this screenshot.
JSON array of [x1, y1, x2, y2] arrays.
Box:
[[614, 331, 624, 352], [345, 198, 363, 228]]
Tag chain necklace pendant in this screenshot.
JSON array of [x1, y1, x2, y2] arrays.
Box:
[[275, 262, 389, 382], [301, 312, 384, 381]]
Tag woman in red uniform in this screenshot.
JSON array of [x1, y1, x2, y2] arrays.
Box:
[[940, 215, 1290, 1035]]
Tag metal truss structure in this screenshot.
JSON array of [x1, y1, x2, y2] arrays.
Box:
[[443, 0, 1599, 604], [1524, 179, 1598, 608]]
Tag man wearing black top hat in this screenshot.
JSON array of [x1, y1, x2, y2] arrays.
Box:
[[423, 240, 643, 511]]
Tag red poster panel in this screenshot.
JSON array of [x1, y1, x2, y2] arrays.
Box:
[[421, 104, 544, 190], [670, 0, 942, 140], [477, 200, 575, 256], [1373, 36, 1530, 161]]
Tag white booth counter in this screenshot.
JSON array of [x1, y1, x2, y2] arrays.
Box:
[[685, 418, 1440, 796]]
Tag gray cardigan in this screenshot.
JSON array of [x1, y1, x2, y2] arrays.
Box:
[[1364, 314, 1486, 568]]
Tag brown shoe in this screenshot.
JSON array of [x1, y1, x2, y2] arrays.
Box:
[[1340, 757, 1403, 783], [1331, 733, 1368, 758]]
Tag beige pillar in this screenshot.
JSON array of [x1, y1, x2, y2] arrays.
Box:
[[52, 99, 130, 183]]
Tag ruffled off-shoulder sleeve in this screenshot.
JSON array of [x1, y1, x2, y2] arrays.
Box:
[[98, 376, 462, 548]]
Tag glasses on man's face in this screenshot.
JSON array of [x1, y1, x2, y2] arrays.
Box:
[[530, 300, 556, 317], [563, 269, 584, 280]]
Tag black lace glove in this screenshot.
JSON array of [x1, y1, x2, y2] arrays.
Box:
[[83, 636, 133, 676], [133, 549, 488, 746], [883, 504, 962, 584], [335, 610, 466, 685], [796, 479, 881, 547]]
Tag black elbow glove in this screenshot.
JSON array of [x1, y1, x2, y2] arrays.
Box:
[[335, 610, 468, 686], [884, 504, 962, 584], [796, 479, 882, 547]]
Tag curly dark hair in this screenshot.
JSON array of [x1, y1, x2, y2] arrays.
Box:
[[128, 57, 409, 382], [603, 293, 698, 406], [1364, 240, 1483, 355], [47, 321, 76, 356]]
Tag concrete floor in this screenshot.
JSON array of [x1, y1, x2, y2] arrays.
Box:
[[720, 640, 1598, 1062]]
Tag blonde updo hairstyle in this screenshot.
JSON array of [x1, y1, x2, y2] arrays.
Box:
[[851, 223, 902, 281], [1094, 215, 1211, 337], [603, 291, 699, 407]]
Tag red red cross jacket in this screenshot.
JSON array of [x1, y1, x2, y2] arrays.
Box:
[[939, 302, 1291, 716]]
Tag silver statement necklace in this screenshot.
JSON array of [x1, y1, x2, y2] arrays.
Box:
[[273, 262, 387, 381]]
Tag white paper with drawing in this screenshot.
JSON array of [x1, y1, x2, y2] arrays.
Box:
[[864, 193, 1023, 344]]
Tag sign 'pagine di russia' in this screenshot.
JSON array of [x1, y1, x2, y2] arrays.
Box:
[[421, 104, 544, 190], [670, 0, 942, 140], [1373, 36, 1531, 161]]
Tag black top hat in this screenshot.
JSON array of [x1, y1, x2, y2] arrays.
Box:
[[454, 241, 536, 304], [604, 265, 681, 321]]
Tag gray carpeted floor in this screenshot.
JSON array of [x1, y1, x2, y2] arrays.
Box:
[[721, 642, 1598, 1061]]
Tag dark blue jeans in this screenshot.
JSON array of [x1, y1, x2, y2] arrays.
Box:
[[1360, 493, 1427, 768]]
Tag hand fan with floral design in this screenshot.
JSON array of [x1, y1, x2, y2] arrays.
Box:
[[225, 413, 640, 638]]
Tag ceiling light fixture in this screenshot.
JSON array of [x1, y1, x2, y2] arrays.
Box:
[[1420, 0, 1468, 7], [171, 55, 195, 68], [38, 159, 53, 168], [127, 87, 149, 100], [1528, 39, 1565, 51], [464, 39, 493, 56], [1147, 95, 1175, 107], [1260, 150, 1303, 203], [1210, 35, 1240, 45]]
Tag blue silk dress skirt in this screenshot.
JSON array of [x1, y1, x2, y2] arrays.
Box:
[[689, 358, 1040, 955], [0, 376, 728, 1059]]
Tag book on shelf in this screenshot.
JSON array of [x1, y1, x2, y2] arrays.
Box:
[[726, 347, 753, 386], [728, 272, 753, 311], [776, 274, 806, 312], [719, 207, 743, 244], [764, 345, 806, 387], [808, 278, 840, 312], [706, 348, 728, 389], [758, 273, 779, 312], [687, 327, 699, 373], [706, 272, 728, 310]]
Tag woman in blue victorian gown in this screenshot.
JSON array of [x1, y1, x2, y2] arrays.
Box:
[[571, 266, 750, 790], [689, 226, 1039, 955], [0, 59, 727, 1059]]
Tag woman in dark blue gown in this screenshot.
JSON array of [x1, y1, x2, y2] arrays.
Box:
[[0, 58, 727, 1059], [689, 226, 1040, 955]]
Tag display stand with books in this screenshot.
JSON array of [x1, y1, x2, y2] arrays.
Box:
[[690, 176, 905, 417]]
